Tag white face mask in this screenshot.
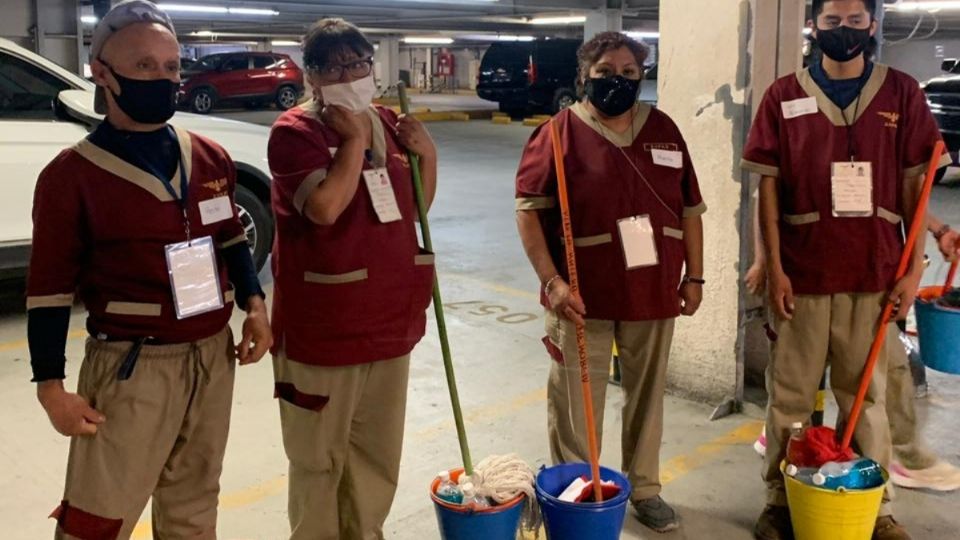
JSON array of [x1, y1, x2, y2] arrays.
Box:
[[319, 76, 377, 114]]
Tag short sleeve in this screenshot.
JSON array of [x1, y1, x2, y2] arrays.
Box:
[[680, 137, 707, 218], [900, 79, 953, 178], [268, 121, 332, 215], [215, 150, 247, 249], [26, 153, 86, 310], [741, 84, 783, 178], [515, 124, 557, 211]]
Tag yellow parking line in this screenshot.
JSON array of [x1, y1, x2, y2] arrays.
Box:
[[442, 273, 539, 301], [413, 386, 547, 441], [660, 419, 765, 486]]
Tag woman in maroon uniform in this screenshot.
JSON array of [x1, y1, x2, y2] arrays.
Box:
[[267, 18, 437, 540], [515, 32, 706, 533]]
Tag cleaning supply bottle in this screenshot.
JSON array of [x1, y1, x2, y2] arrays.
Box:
[[785, 422, 809, 466], [460, 482, 490, 509], [436, 471, 463, 504], [813, 458, 885, 491], [784, 463, 819, 487]]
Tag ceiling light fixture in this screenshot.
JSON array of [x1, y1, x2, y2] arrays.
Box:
[[528, 15, 587, 25], [229, 7, 280, 16], [625, 31, 660, 40], [888, 1, 960, 11], [271, 40, 299, 46], [158, 4, 279, 15], [80, 15, 98, 24], [403, 37, 454, 45]]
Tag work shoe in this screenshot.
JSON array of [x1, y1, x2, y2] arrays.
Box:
[[890, 460, 960, 492], [873, 516, 912, 540], [753, 505, 793, 540], [754, 425, 767, 457], [633, 495, 679, 533]]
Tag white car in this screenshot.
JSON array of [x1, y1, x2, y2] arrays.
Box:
[[0, 38, 274, 276]]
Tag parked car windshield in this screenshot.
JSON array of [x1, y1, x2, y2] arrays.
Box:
[[190, 55, 224, 72]]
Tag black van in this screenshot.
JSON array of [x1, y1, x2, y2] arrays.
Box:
[[923, 58, 960, 183], [477, 39, 581, 116]]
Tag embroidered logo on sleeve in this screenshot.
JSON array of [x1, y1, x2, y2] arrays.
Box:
[[392, 153, 411, 168], [202, 178, 228, 192], [877, 112, 900, 129]]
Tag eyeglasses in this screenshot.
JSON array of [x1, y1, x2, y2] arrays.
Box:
[[310, 58, 374, 82]]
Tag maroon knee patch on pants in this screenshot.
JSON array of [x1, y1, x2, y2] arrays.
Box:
[[542, 336, 564, 364], [274, 382, 330, 411], [50, 501, 122, 540]]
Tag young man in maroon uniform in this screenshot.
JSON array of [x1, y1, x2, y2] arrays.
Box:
[[742, 1, 951, 539], [28, 2, 272, 538], [267, 18, 437, 540]]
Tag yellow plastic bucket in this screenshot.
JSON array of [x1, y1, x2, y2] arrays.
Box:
[[781, 461, 886, 540]]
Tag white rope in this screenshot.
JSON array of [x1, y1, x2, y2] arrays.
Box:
[[466, 454, 536, 504]]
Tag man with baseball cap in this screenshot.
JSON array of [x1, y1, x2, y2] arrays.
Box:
[[28, 1, 272, 538]]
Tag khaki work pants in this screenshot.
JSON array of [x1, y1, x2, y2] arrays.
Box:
[[54, 326, 236, 540], [886, 329, 938, 469], [545, 309, 676, 502], [273, 353, 410, 540], [763, 293, 895, 516]]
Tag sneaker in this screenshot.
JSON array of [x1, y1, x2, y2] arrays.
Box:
[[873, 516, 911, 540], [890, 460, 960, 492], [754, 426, 767, 457], [753, 505, 793, 540], [633, 495, 679, 533]]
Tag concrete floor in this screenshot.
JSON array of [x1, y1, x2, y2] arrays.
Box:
[[1, 120, 959, 539]]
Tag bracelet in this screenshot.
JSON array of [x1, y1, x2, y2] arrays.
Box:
[[543, 275, 563, 294], [682, 275, 706, 285], [934, 224, 951, 242]]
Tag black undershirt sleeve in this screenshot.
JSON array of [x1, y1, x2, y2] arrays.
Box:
[[28, 306, 71, 382], [222, 242, 265, 311]]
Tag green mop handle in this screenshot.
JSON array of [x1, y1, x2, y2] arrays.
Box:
[[397, 82, 473, 476]]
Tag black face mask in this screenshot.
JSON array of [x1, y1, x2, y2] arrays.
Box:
[[815, 26, 872, 63], [584, 76, 640, 117], [101, 61, 178, 124]]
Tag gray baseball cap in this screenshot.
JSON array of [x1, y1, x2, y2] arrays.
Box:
[[90, 0, 176, 114]]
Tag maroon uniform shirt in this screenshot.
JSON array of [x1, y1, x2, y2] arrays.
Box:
[[516, 101, 707, 321], [742, 64, 951, 295], [27, 127, 245, 342], [268, 103, 434, 366]]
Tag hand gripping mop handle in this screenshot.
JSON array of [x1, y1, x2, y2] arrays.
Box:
[[397, 83, 473, 476], [549, 119, 604, 502], [841, 141, 946, 451]]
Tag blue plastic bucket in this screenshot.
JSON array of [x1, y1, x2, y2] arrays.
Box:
[[535, 463, 632, 540], [430, 468, 525, 540], [915, 286, 960, 375]]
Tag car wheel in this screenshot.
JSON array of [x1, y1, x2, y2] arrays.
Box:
[[190, 88, 216, 114], [934, 167, 947, 185], [234, 184, 273, 273], [553, 88, 578, 114], [276, 85, 299, 110]]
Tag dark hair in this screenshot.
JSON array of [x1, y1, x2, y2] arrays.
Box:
[[811, 0, 876, 20], [576, 32, 649, 95], [302, 18, 374, 71]]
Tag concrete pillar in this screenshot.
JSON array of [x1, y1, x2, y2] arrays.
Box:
[[584, 8, 623, 42], [374, 37, 401, 91], [657, 0, 804, 408], [656, 0, 752, 406]]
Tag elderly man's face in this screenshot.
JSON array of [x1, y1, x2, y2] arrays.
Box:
[[92, 22, 180, 97]]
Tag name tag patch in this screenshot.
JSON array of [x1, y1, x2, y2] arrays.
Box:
[[651, 149, 683, 169], [781, 97, 818, 119], [198, 195, 234, 225]]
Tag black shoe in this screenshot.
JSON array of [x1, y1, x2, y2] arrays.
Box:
[[633, 495, 679, 533], [753, 505, 793, 540]]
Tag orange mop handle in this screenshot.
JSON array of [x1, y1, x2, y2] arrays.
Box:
[[549, 119, 604, 503], [841, 140, 946, 451], [946, 257, 958, 291]]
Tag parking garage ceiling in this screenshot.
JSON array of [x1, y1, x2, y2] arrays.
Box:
[[80, 1, 960, 43]]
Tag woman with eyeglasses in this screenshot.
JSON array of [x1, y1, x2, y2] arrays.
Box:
[[515, 32, 706, 533], [266, 18, 437, 539]]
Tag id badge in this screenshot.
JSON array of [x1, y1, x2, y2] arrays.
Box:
[[362, 168, 402, 223], [617, 215, 659, 269], [831, 162, 874, 217], [165, 236, 224, 320]]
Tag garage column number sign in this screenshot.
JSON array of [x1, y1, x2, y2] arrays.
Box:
[[363, 168, 402, 223]]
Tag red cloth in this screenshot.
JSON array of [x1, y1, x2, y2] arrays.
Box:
[[788, 426, 856, 468]]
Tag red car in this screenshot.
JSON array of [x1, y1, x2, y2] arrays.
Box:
[[179, 52, 304, 114]]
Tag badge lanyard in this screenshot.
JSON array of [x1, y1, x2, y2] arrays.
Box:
[[118, 127, 191, 240], [836, 67, 870, 162]]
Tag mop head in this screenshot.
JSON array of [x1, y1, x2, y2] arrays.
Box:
[[795, 426, 857, 467], [557, 476, 621, 503], [466, 454, 541, 535]]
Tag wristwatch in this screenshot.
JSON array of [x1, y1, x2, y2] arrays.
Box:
[[934, 223, 951, 242], [682, 275, 706, 285]]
